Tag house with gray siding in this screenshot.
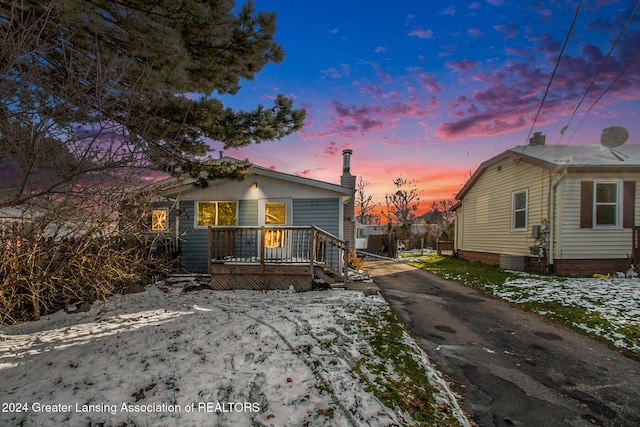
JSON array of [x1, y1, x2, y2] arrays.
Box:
[[453, 135, 639, 276], [149, 150, 356, 289]]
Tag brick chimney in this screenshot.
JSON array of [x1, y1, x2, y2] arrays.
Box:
[[529, 132, 546, 146], [341, 149, 356, 252]]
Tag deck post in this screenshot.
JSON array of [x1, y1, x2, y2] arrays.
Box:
[[207, 226, 212, 274], [260, 226, 265, 274], [310, 226, 317, 275], [343, 240, 349, 287]]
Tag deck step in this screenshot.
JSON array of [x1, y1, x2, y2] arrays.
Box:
[[313, 265, 336, 284]]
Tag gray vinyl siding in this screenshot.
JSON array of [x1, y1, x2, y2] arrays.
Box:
[[180, 199, 258, 272], [178, 198, 341, 273], [238, 199, 258, 226], [293, 198, 341, 269], [293, 198, 340, 235], [178, 200, 209, 273]]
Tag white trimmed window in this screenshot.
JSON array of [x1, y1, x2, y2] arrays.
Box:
[[511, 190, 527, 231], [196, 201, 237, 227], [593, 181, 619, 227]]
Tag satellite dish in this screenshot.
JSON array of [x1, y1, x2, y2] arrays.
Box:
[[600, 126, 629, 148]]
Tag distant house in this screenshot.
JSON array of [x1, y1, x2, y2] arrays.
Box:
[[149, 150, 356, 290], [453, 135, 640, 276]]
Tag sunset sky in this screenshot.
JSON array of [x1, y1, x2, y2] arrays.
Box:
[[218, 0, 640, 217]]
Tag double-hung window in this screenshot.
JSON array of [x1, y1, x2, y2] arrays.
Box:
[[511, 190, 527, 231], [594, 182, 619, 227], [196, 202, 237, 227], [580, 180, 636, 229]]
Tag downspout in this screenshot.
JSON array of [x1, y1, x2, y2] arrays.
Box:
[[548, 169, 567, 272]]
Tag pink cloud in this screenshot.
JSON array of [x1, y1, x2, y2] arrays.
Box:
[[504, 46, 529, 57], [353, 82, 384, 96], [307, 98, 438, 138], [408, 27, 434, 39], [320, 64, 351, 78], [436, 33, 640, 140], [539, 9, 552, 20], [374, 46, 387, 53], [467, 28, 483, 38], [324, 141, 338, 157], [366, 61, 393, 84], [440, 6, 456, 16], [446, 59, 480, 73], [408, 67, 442, 94], [294, 168, 322, 177], [493, 20, 520, 40]]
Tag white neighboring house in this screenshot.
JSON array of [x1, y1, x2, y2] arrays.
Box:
[[453, 136, 639, 276]]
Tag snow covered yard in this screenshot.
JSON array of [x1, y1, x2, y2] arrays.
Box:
[[490, 273, 640, 354], [0, 278, 468, 427]]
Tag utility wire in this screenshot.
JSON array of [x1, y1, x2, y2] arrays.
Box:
[[559, 0, 640, 144], [565, 47, 640, 145], [525, 0, 582, 144]]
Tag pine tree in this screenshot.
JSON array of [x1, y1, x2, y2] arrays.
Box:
[[1, 0, 305, 206]]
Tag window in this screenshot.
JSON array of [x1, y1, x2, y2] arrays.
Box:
[[594, 182, 619, 226], [264, 202, 287, 225], [151, 209, 168, 231], [511, 190, 527, 230], [581, 180, 636, 229], [196, 202, 237, 227], [263, 202, 287, 247]]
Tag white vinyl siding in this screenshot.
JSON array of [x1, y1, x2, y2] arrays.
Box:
[[556, 176, 636, 259], [456, 158, 548, 256]]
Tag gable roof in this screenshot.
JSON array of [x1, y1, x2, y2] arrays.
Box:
[[456, 143, 640, 200], [158, 157, 353, 198]]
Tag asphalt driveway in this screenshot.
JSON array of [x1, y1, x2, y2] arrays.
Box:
[[365, 257, 640, 427]]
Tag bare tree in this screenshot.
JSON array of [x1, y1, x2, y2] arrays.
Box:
[[355, 177, 379, 225], [385, 176, 421, 227]]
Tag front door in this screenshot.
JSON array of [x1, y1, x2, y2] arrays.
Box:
[[259, 200, 292, 261]]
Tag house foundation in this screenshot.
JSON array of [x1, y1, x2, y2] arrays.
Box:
[[552, 258, 630, 277]]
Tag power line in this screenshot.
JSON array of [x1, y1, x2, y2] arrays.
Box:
[[526, 0, 582, 144], [560, 0, 640, 144], [565, 47, 640, 145]]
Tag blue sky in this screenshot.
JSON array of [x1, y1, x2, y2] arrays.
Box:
[[219, 0, 640, 215]]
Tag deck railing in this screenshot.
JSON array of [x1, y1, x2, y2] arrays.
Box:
[[208, 226, 349, 283]]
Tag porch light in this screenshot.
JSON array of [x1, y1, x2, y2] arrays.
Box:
[[253, 182, 258, 189]]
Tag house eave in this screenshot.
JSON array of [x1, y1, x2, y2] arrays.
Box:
[[159, 166, 353, 199], [455, 146, 640, 201]]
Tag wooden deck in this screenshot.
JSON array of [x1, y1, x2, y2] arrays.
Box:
[[208, 226, 349, 291]]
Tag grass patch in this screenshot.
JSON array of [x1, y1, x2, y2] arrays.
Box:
[[403, 253, 516, 289], [352, 306, 462, 426], [401, 253, 640, 360]]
